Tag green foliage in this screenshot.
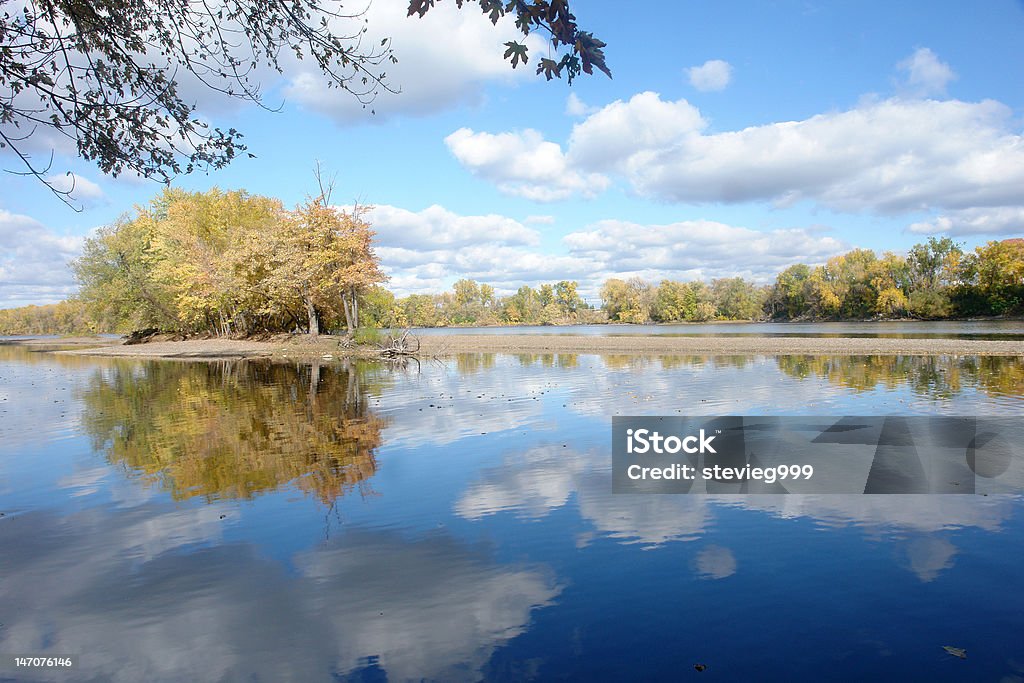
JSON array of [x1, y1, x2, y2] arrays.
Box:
[[908, 289, 952, 319], [651, 280, 692, 322], [958, 239, 1024, 315], [710, 278, 766, 321], [353, 327, 384, 346]]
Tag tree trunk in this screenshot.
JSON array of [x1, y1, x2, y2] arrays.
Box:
[[341, 292, 355, 333], [305, 296, 319, 337]]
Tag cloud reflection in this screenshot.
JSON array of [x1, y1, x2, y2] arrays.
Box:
[[455, 443, 1019, 582], [0, 508, 559, 682]]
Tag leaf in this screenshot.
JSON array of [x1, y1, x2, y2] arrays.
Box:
[[502, 41, 528, 68], [536, 57, 559, 81]]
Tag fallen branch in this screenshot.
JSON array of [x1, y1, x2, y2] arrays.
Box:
[[377, 328, 420, 357]]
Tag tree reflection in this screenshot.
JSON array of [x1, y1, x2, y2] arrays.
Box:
[[775, 354, 1024, 399], [79, 360, 386, 503]]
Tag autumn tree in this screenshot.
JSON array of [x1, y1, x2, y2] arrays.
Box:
[[1, 0, 607, 204], [267, 198, 386, 336], [554, 280, 583, 316], [650, 280, 698, 322], [957, 239, 1024, 315], [601, 277, 651, 323], [149, 188, 285, 333]]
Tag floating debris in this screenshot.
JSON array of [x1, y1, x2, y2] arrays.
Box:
[[942, 646, 967, 659], [694, 663, 708, 672]]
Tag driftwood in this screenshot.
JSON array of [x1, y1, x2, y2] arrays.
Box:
[[377, 329, 420, 357]]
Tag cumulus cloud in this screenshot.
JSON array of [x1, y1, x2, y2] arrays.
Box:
[[358, 203, 845, 296], [908, 207, 1024, 236], [360, 204, 540, 250], [897, 47, 956, 97], [563, 218, 848, 283], [350, 203, 595, 295], [565, 92, 597, 117], [0, 210, 85, 306], [445, 127, 610, 201], [565, 91, 705, 172], [45, 172, 105, 206], [446, 92, 1024, 222], [686, 59, 733, 92], [283, 1, 545, 122]]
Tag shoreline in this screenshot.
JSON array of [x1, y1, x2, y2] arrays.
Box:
[[5, 333, 1023, 359]]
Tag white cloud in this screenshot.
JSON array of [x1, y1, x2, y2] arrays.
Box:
[[566, 92, 705, 172], [565, 92, 597, 117], [564, 218, 848, 283], [45, 173, 105, 205], [601, 96, 1024, 213], [908, 207, 1024, 236], [686, 59, 733, 92], [445, 127, 610, 201], [358, 203, 850, 296], [0, 210, 85, 306], [448, 92, 1024, 219], [897, 47, 955, 97], [283, 1, 545, 122], [360, 204, 541, 250]]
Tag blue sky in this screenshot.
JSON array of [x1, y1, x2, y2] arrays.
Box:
[[2, 0, 1024, 306]]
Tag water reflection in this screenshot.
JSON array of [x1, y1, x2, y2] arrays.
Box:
[[776, 354, 1024, 399], [0, 507, 558, 682], [457, 443, 1020, 583], [3, 348, 1024, 681], [79, 361, 385, 503]]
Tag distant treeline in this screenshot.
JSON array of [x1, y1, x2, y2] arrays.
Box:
[[0, 300, 95, 336], [357, 279, 605, 329], [2, 204, 1022, 336], [362, 236, 1024, 328]]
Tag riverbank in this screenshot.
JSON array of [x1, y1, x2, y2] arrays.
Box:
[[6, 333, 1023, 358]]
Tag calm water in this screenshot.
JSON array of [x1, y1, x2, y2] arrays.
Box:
[[1, 343, 1023, 682], [415, 320, 1024, 340]]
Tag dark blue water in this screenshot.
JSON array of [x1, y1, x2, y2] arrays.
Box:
[[1, 344, 1022, 682]]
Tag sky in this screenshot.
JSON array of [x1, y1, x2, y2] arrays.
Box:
[[2, 0, 1024, 307]]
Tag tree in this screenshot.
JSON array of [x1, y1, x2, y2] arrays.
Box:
[[768, 264, 811, 320], [600, 277, 650, 323], [1, 0, 607, 205], [268, 197, 386, 336], [710, 277, 765, 320], [650, 280, 697, 322], [553, 280, 583, 316]]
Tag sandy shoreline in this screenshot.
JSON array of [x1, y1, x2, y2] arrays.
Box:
[[4, 333, 1022, 358]]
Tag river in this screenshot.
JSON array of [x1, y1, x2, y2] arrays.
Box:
[[0, 340, 1022, 681]]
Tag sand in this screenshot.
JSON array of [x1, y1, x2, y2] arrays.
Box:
[[7, 332, 1021, 359]]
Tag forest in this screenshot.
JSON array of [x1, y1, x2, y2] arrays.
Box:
[[1, 187, 1022, 336]]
